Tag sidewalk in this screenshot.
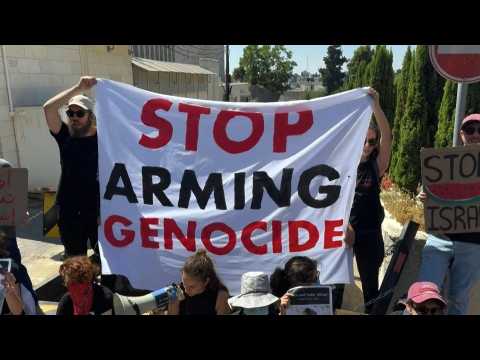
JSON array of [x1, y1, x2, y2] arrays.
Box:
[[15, 196, 64, 290]]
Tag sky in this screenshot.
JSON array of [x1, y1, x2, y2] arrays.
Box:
[[230, 45, 413, 74]]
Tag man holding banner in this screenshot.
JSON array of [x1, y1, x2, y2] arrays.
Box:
[[418, 113, 480, 315], [43, 77, 100, 261], [94, 79, 375, 295]]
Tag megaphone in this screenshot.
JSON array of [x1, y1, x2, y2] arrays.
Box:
[[113, 283, 184, 315]]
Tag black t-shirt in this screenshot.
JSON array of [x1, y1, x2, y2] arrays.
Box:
[[50, 122, 99, 218], [179, 283, 220, 315], [349, 157, 384, 232], [56, 283, 114, 315]]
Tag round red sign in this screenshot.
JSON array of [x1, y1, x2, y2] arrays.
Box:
[[429, 45, 480, 83]]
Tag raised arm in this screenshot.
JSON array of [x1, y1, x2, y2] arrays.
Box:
[[43, 76, 97, 134], [368, 88, 392, 177]]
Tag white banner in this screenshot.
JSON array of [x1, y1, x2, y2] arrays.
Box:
[[95, 79, 373, 294]]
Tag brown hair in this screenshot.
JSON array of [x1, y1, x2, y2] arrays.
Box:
[[270, 256, 318, 297], [59, 256, 99, 286], [182, 250, 228, 293]]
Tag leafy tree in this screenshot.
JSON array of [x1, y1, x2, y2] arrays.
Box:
[[233, 45, 297, 98]]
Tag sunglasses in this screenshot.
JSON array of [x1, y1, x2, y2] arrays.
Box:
[[413, 305, 444, 315], [462, 126, 480, 136], [365, 138, 377, 146], [66, 109, 87, 118]]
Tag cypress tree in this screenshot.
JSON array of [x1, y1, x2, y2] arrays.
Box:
[[434, 80, 457, 148], [343, 46, 374, 90], [318, 45, 347, 94], [395, 46, 430, 194], [466, 82, 480, 114], [434, 81, 480, 148], [390, 46, 412, 183], [423, 46, 446, 148], [368, 45, 395, 125]]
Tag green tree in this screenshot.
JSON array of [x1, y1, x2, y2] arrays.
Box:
[[368, 46, 395, 125], [394, 46, 430, 193], [232, 66, 246, 82], [233, 45, 297, 98], [423, 47, 446, 148], [390, 46, 413, 183], [434, 80, 457, 148], [466, 82, 480, 114], [434, 81, 480, 147], [343, 45, 374, 90], [318, 45, 347, 94]]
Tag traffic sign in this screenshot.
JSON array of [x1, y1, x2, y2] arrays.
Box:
[[429, 45, 480, 83]]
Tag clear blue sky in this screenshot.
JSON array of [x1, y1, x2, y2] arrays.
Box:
[[230, 45, 413, 74]]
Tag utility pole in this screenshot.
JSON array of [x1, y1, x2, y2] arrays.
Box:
[[224, 45, 231, 101]]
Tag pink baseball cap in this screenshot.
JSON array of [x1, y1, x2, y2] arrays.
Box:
[[461, 113, 480, 129], [407, 282, 446, 305]]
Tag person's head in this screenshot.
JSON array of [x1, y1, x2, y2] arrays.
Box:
[[66, 94, 96, 137], [270, 256, 319, 297], [228, 271, 279, 315], [59, 256, 99, 287], [361, 121, 380, 162], [181, 250, 226, 297], [460, 114, 480, 146], [405, 282, 446, 315]]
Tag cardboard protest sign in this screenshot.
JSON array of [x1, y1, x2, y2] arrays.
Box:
[[0, 169, 28, 226], [421, 145, 480, 235], [95, 79, 373, 294]]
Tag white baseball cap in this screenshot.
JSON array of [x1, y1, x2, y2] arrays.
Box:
[[67, 94, 94, 112]]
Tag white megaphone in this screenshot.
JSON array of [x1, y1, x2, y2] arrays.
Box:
[[113, 283, 184, 315]]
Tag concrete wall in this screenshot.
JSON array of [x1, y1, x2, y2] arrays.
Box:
[[229, 82, 251, 102], [199, 58, 222, 101], [13, 106, 61, 191], [0, 45, 132, 108], [174, 45, 224, 81], [133, 67, 212, 99]]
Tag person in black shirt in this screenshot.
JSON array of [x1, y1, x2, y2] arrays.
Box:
[[56, 256, 113, 315], [167, 250, 230, 315], [344, 88, 392, 314], [43, 77, 100, 260]]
